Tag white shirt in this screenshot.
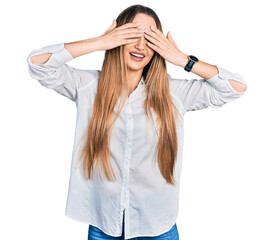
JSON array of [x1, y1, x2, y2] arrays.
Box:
[[26, 42, 247, 239]]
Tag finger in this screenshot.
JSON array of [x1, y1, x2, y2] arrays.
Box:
[[149, 26, 167, 42], [145, 29, 167, 49], [122, 31, 143, 39], [105, 20, 114, 31], [117, 28, 143, 42], [113, 19, 117, 27], [144, 32, 163, 49], [146, 41, 158, 52], [104, 19, 117, 34], [144, 31, 161, 46], [122, 38, 139, 45], [167, 31, 179, 49], [118, 22, 141, 30], [145, 36, 162, 54], [120, 28, 144, 35]]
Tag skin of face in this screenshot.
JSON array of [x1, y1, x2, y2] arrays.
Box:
[[123, 13, 157, 84]]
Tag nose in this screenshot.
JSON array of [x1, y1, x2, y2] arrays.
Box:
[[135, 32, 147, 50]]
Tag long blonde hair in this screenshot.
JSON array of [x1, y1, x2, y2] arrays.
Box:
[[77, 4, 182, 185]]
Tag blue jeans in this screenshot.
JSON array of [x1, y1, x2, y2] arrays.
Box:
[[88, 210, 179, 240]]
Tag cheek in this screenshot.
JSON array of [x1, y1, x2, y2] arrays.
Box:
[[123, 45, 131, 54], [146, 51, 154, 61], [147, 48, 155, 57]]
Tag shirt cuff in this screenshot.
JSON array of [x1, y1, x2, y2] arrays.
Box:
[[26, 42, 74, 68], [206, 65, 247, 94]]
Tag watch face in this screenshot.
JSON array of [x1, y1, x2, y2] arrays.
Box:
[[189, 55, 199, 62]]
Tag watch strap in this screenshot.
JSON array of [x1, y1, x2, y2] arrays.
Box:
[[184, 55, 198, 72], [184, 59, 195, 72]]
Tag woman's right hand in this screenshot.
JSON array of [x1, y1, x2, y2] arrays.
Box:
[[96, 19, 143, 51]]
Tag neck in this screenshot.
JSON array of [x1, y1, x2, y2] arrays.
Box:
[[127, 69, 143, 96]]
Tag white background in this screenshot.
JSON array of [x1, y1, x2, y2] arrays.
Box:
[[1, 0, 274, 239]]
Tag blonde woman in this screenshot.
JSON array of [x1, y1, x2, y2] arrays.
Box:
[[26, 4, 247, 240]]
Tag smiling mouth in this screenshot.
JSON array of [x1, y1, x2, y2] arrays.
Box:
[[129, 52, 145, 62], [130, 52, 145, 58]]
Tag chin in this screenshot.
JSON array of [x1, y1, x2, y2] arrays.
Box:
[[127, 60, 146, 71], [127, 64, 144, 71]]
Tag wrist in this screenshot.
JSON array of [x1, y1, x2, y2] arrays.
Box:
[[178, 52, 189, 68], [87, 37, 103, 52]]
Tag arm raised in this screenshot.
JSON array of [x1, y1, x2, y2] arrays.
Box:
[[30, 37, 101, 64], [26, 39, 101, 102]]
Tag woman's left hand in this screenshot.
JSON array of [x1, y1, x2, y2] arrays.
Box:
[[144, 26, 188, 67]]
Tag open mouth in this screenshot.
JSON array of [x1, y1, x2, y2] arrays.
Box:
[[130, 52, 145, 61]]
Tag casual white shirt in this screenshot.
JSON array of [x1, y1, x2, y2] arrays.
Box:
[[26, 42, 247, 239]]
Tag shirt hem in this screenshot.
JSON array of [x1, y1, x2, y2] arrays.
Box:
[[65, 211, 177, 239], [125, 219, 177, 239], [64, 211, 123, 237]]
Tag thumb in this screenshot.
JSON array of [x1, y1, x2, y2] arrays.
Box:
[[167, 31, 179, 49], [112, 19, 117, 26], [111, 19, 117, 28], [106, 19, 117, 31]]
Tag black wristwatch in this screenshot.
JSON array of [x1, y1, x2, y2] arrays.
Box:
[[184, 55, 199, 72]]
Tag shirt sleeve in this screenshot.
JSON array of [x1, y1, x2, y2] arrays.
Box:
[[168, 65, 248, 112], [26, 42, 100, 102]]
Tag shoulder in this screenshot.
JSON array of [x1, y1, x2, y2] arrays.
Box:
[[77, 69, 101, 91]]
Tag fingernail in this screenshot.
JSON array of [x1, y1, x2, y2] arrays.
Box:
[[150, 26, 154, 30]]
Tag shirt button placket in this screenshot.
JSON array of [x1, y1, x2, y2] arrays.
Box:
[[120, 103, 133, 239]]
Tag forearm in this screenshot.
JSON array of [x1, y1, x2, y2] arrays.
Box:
[[178, 53, 218, 80], [30, 37, 101, 64], [64, 37, 102, 58], [178, 52, 247, 93]]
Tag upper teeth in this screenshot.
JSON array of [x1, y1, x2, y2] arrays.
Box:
[[130, 53, 144, 58]]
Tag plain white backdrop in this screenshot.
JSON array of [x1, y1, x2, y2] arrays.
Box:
[[1, 0, 274, 239]]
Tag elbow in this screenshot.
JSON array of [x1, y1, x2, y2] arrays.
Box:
[[228, 79, 248, 93], [28, 53, 52, 65], [241, 84, 248, 93], [236, 83, 247, 93]]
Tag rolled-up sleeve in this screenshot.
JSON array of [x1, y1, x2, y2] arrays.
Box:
[[26, 42, 100, 102], [168, 65, 248, 112]]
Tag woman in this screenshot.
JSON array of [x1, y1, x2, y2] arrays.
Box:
[[26, 4, 247, 240]]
